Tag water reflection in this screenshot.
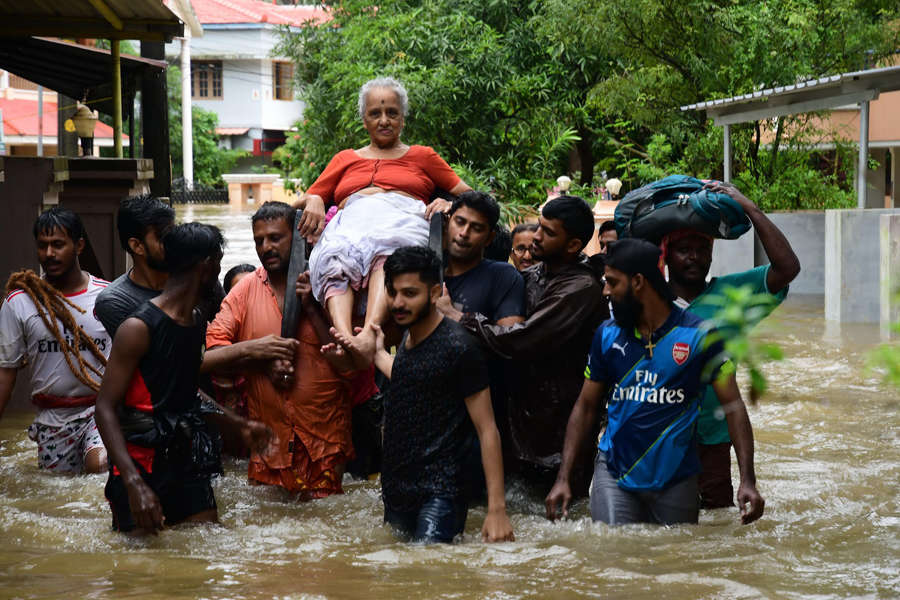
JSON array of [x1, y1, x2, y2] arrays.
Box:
[[0, 205, 897, 598]]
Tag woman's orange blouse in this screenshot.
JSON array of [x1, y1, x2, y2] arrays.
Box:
[[305, 145, 462, 206]]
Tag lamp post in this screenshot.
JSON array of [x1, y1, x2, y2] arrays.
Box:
[[72, 104, 98, 157]]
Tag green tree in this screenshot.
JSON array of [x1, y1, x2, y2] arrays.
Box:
[[167, 65, 246, 188], [538, 0, 899, 202], [274, 0, 592, 207]]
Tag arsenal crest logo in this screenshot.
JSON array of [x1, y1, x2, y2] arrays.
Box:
[[672, 342, 690, 365]]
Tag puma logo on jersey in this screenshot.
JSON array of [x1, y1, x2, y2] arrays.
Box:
[[612, 341, 628, 356]]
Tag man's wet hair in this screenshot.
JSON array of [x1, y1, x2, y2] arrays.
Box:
[[33, 207, 85, 242], [542, 195, 594, 249], [449, 190, 501, 230], [511, 222, 538, 237], [117, 194, 176, 253], [605, 238, 675, 302], [598, 220, 617, 236], [251, 201, 296, 226], [384, 246, 442, 289], [223, 263, 256, 293], [161, 222, 225, 275], [485, 224, 512, 261]]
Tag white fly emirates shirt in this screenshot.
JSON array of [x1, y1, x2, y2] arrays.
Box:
[[0, 276, 111, 426]]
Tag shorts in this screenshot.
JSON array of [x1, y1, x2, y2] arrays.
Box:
[[589, 451, 699, 525], [105, 454, 217, 532], [27, 415, 105, 474], [383, 496, 468, 544], [698, 442, 734, 508]]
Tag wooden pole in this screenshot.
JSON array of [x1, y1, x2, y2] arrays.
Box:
[[112, 39, 122, 158]]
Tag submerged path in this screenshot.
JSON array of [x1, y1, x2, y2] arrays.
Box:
[[0, 206, 896, 598]]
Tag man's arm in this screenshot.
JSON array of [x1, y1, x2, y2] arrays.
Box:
[[545, 379, 607, 520], [197, 390, 273, 454], [93, 318, 164, 533], [436, 288, 524, 326], [464, 386, 514, 542], [707, 182, 800, 294], [370, 324, 393, 379], [0, 367, 17, 420], [202, 336, 298, 374], [712, 373, 765, 524], [461, 278, 604, 361]]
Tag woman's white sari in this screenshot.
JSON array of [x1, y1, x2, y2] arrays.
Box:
[[309, 191, 429, 303]]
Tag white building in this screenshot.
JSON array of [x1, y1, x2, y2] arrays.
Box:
[[165, 0, 328, 158]]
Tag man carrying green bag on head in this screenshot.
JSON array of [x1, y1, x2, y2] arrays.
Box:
[[656, 180, 800, 508]]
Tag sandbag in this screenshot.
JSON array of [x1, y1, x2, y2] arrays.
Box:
[[614, 175, 751, 244]]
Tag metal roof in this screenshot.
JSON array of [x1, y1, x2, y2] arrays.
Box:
[[681, 65, 900, 125], [0, 37, 166, 117], [0, 0, 183, 41]]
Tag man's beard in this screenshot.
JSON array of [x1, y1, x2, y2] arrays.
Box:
[[261, 251, 289, 274], [146, 253, 167, 271], [611, 286, 642, 331], [392, 299, 433, 328]]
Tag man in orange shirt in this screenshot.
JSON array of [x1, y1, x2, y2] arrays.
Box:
[[203, 202, 353, 499]]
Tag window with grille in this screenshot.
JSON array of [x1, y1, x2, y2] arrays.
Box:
[[273, 62, 294, 101], [191, 61, 222, 99]]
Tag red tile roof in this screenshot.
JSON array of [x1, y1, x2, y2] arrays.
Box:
[[190, 0, 330, 26], [0, 96, 117, 138]]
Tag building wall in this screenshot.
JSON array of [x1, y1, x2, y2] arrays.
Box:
[[166, 26, 304, 134]]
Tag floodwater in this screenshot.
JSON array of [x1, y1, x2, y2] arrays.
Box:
[[1, 204, 898, 599]]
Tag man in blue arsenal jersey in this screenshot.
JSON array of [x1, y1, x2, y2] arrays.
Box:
[[545, 238, 764, 526]]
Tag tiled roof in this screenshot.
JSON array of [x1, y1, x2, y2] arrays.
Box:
[[190, 0, 329, 26], [0, 96, 116, 138]]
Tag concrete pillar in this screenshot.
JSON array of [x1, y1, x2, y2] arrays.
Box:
[[880, 214, 900, 339], [867, 148, 887, 208], [890, 147, 898, 208], [857, 100, 870, 209], [723, 124, 731, 183], [826, 208, 900, 323], [180, 32, 193, 190]]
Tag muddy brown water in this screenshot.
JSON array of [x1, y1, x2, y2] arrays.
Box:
[[0, 205, 897, 598]]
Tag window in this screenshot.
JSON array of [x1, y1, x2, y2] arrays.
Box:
[[191, 61, 222, 99], [273, 61, 294, 101]]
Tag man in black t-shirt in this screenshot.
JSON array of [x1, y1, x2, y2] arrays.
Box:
[[437, 191, 524, 325], [435, 192, 524, 469], [331, 246, 514, 544]]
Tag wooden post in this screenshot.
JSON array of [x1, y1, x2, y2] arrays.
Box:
[[140, 41, 171, 197], [56, 95, 79, 157], [112, 39, 122, 158]]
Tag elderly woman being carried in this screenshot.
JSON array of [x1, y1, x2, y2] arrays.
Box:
[[293, 77, 471, 361]]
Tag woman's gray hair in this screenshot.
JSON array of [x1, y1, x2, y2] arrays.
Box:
[[357, 77, 409, 118]]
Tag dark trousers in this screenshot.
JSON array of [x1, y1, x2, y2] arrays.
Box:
[[384, 496, 468, 543], [589, 452, 699, 525], [698, 442, 735, 508]]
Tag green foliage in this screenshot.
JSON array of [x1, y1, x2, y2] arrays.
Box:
[[273, 0, 595, 212], [539, 0, 900, 206], [167, 65, 247, 187], [273, 0, 898, 210], [868, 292, 900, 389], [701, 284, 784, 397]]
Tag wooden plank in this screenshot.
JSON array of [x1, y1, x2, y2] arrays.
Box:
[[428, 212, 444, 286], [281, 210, 308, 339]]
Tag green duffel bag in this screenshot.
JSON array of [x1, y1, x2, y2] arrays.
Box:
[[614, 175, 751, 244]]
